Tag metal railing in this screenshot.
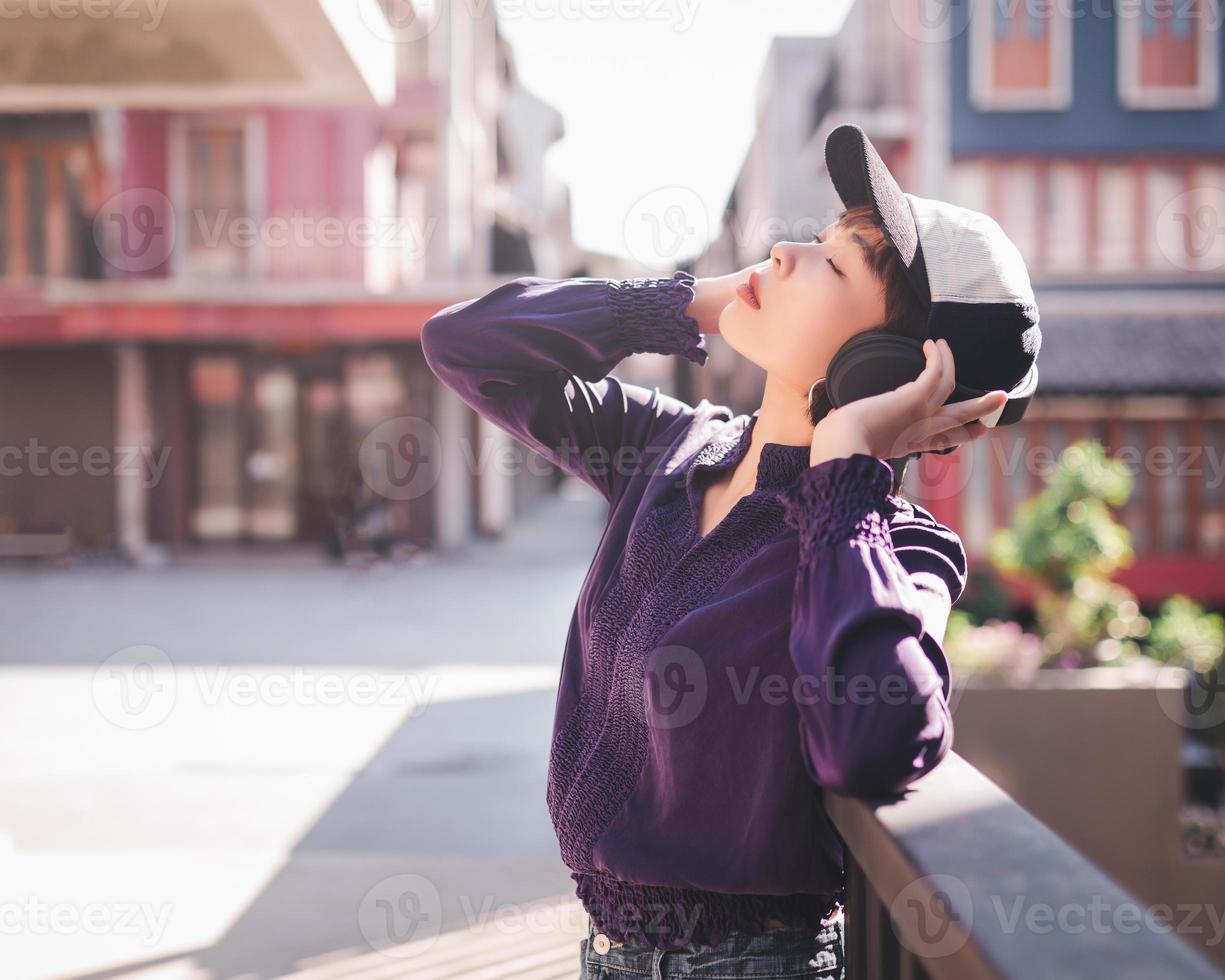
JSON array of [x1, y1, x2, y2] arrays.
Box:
[[825, 751, 1224, 979]]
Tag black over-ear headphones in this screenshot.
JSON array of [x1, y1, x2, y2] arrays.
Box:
[[807, 333, 1039, 457]]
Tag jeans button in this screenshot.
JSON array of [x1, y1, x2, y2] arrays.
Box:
[[593, 933, 611, 955]]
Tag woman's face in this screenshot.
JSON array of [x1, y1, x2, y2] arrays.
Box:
[[718, 219, 888, 392]]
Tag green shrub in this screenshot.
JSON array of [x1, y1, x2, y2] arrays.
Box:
[[983, 438, 1223, 677]]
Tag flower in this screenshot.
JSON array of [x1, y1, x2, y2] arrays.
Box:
[[945, 615, 1046, 683]]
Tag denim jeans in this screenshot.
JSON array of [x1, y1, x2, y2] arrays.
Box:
[[577, 908, 845, 979]]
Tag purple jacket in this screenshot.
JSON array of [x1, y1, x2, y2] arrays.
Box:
[[420, 271, 965, 950]]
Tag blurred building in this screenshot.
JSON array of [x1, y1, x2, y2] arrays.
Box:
[[690, 0, 1225, 607], [945, 0, 1225, 604], [0, 0, 577, 561]]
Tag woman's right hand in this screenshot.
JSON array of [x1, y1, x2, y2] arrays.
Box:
[[688, 267, 757, 335]]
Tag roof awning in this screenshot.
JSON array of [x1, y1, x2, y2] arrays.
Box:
[[0, 0, 396, 109], [1033, 288, 1225, 395], [0, 277, 513, 345]]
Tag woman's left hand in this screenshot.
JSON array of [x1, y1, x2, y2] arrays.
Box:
[[808, 338, 1009, 468]]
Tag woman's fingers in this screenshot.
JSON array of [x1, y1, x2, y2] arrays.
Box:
[[918, 390, 1008, 439], [905, 339, 944, 404], [877, 339, 1007, 456], [909, 419, 994, 455], [930, 339, 957, 413], [906, 338, 952, 415]]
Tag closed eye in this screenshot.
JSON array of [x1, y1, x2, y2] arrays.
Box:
[[814, 230, 845, 280]]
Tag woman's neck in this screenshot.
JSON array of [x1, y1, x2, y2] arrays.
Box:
[[749, 378, 816, 452], [719, 379, 815, 492]]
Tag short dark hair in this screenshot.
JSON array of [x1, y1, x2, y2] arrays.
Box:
[[837, 203, 931, 340], [807, 204, 934, 496]]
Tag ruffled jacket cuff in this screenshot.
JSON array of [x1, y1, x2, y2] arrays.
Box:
[[776, 453, 895, 559], [608, 270, 708, 367]]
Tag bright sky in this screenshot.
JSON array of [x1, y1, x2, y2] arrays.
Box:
[[493, 0, 854, 269]]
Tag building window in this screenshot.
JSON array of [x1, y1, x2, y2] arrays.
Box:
[[949, 160, 990, 214], [396, 138, 434, 284], [1094, 164, 1137, 271], [1203, 418, 1225, 554], [191, 356, 244, 539], [247, 368, 300, 541], [1120, 419, 1149, 554], [1187, 164, 1225, 273], [1118, 0, 1219, 109], [1157, 419, 1187, 552], [970, 0, 1073, 110], [0, 141, 99, 280], [1045, 161, 1091, 272], [1145, 163, 1191, 272], [185, 124, 248, 279], [343, 352, 413, 541], [993, 160, 1039, 264]]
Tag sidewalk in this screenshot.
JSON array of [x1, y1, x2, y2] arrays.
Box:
[[274, 895, 588, 980], [0, 490, 607, 979]]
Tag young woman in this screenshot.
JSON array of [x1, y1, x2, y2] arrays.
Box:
[[421, 124, 1039, 979]]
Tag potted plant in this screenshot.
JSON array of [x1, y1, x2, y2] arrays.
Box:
[[941, 439, 1225, 923]]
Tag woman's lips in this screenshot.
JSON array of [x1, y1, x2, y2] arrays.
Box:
[[737, 272, 761, 310]]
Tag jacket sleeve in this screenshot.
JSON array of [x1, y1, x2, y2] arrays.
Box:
[[420, 272, 708, 503], [775, 452, 968, 800]]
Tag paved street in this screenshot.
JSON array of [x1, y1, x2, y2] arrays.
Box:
[[0, 489, 608, 979]]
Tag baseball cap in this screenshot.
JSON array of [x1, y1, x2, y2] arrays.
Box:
[[822, 122, 1041, 432]]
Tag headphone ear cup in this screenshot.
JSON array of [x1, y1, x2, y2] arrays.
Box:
[[818, 333, 991, 463], [825, 334, 928, 410], [825, 334, 984, 459]]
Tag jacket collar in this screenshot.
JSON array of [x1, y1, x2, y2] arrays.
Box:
[[684, 409, 811, 498]]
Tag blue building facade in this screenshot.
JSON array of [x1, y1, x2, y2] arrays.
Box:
[[950, 0, 1225, 154], [939, 0, 1225, 603]]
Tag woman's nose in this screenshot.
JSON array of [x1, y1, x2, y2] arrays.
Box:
[[769, 242, 794, 277]]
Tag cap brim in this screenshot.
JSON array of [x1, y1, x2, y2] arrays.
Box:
[[825, 123, 929, 303]]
